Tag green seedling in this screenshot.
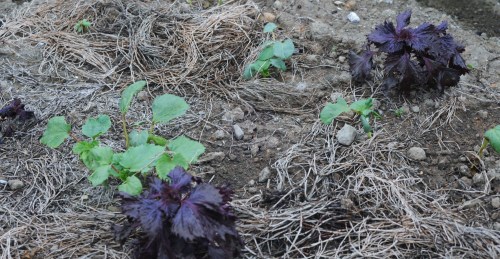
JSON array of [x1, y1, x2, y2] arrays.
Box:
[[320, 97, 381, 138], [40, 81, 205, 195], [394, 107, 405, 117], [478, 125, 500, 157], [243, 22, 295, 79], [74, 19, 91, 33]]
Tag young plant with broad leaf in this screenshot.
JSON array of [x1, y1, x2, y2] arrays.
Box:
[[114, 167, 242, 258], [349, 10, 468, 93], [243, 22, 295, 79], [40, 81, 205, 195], [74, 19, 91, 33], [320, 97, 380, 138], [478, 125, 500, 157]]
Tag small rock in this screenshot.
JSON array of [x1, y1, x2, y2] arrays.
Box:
[[258, 167, 272, 182], [491, 197, 500, 208], [407, 147, 426, 161], [262, 12, 276, 22], [8, 180, 24, 190], [461, 198, 483, 209], [477, 110, 488, 119], [107, 206, 121, 212], [251, 144, 259, 156], [248, 187, 258, 194], [137, 90, 148, 102], [459, 156, 467, 162], [402, 104, 410, 114], [213, 129, 225, 140], [459, 176, 472, 188], [458, 165, 471, 177], [341, 198, 355, 209], [330, 92, 343, 102], [473, 173, 485, 184], [338, 56, 346, 63], [347, 12, 360, 23], [344, 0, 356, 10], [233, 125, 244, 140], [265, 136, 280, 149], [438, 158, 448, 170], [228, 153, 237, 161], [81, 194, 89, 201], [296, 82, 308, 91], [310, 21, 333, 41], [334, 1, 344, 6], [197, 152, 225, 163], [494, 222, 500, 231], [378, 0, 393, 3], [411, 106, 420, 113], [424, 99, 435, 107], [248, 180, 255, 186], [272, 1, 283, 10], [337, 124, 357, 146], [0, 179, 7, 185], [223, 107, 245, 122], [306, 54, 319, 63]]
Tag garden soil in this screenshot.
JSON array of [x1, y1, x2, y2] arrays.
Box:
[[1, 0, 499, 258]]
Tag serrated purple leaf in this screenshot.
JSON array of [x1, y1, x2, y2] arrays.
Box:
[[385, 52, 424, 89], [168, 167, 192, 191], [172, 184, 237, 241], [395, 10, 411, 33], [435, 21, 448, 33], [407, 22, 435, 52], [367, 21, 404, 53], [349, 50, 374, 82]]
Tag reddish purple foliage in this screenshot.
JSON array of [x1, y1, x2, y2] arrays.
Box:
[[0, 98, 35, 121], [114, 167, 242, 259], [350, 10, 468, 92]]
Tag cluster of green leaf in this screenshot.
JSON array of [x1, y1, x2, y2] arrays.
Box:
[[243, 23, 295, 79], [74, 19, 91, 33], [393, 107, 405, 117], [40, 81, 205, 195], [479, 125, 500, 157], [320, 97, 380, 138]]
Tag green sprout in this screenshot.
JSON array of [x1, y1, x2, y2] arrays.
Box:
[[74, 19, 91, 33], [243, 22, 295, 79], [320, 97, 381, 138], [394, 107, 405, 117], [40, 81, 205, 195], [478, 125, 500, 157]]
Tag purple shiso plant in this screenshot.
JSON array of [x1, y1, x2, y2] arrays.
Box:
[[114, 167, 242, 259], [349, 10, 469, 93]]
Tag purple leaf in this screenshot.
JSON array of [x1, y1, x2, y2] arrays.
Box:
[[349, 50, 374, 82], [168, 167, 192, 191], [395, 10, 412, 33], [116, 170, 242, 258], [367, 21, 404, 53], [384, 52, 424, 89]]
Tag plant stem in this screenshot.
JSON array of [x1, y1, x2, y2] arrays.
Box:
[[122, 113, 129, 148], [69, 132, 81, 142], [149, 121, 156, 134], [478, 138, 489, 157]]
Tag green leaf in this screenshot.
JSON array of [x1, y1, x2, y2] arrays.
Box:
[[319, 98, 350, 124], [258, 45, 274, 61], [263, 22, 277, 33], [118, 175, 142, 196], [88, 165, 112, 186], [360, 115, 373, 135], [82, 146, 114, 170], [485, 125, 500, 153], [120, 144, 165, 172], [152, 94, 189, 124], [73, 140, 99, 155], [148, 134, 168, 146], [129, 130, 149, 147], [168, 135, 205, 164], [350, 98, 373, 114], [81, 19, 91, 27], [273, 39, 294, 59], [119, 80, 147, 114], [40, 116, 71, 148], [243, 65, 256, 80], [156, 154, 189, 180], [82, 115, 111, 139], [270, 58, 286, 71]]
